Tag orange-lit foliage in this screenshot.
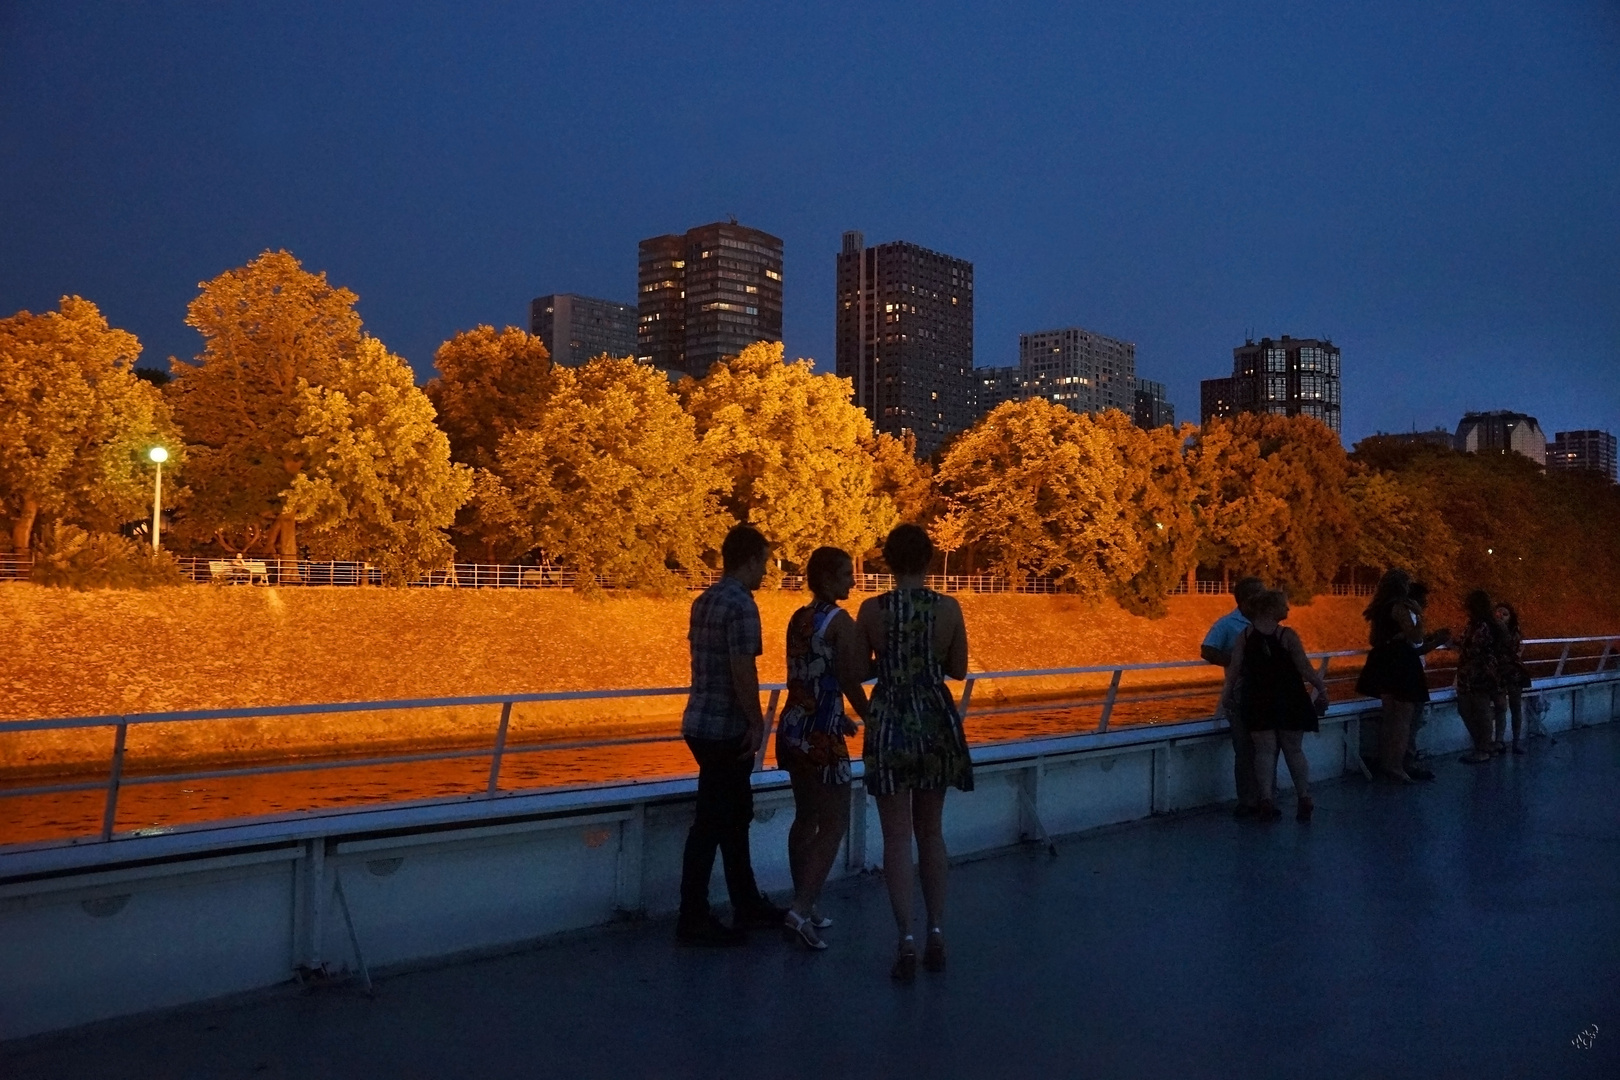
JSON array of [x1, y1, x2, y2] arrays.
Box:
[[1189, 413, 1358, 600], [0, 297, 180, 552]]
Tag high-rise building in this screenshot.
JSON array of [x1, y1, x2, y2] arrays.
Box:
[[1199, 336, 1341, 434], [835, 231, 974, 458], [1200, 377, 1236, 424], [1547, 429, 1617, 481], [1454, 411, 1546, 464], [637, 221, 783, 376], [529, 294, 637, 367], [1133, 378, 1176, 430], [974, 365, 1023, 418], [1020, 326, 1136, 418]]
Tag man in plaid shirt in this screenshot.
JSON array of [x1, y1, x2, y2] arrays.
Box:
[[676, 524, 787, 946]]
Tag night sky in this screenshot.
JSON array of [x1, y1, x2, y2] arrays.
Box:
[[3, 1, 1616, 443]]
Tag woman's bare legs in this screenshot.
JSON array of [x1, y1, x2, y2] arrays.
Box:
[[1253, 731, 1279, 801], [1278, 730, 1309, 798], [911, 789, 949, 931], [789, 780, 851, 919], [875, 792, 916, 938], [1379, 697, 1414, 780]]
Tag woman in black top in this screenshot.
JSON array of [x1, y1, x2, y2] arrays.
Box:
[[1220, 591, 1329, 822], [1356, 569, 1449, 782]]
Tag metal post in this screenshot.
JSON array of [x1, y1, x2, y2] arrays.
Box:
[[150, 461, 162, 552], [331, 871, 373, 995], [486, 700, 513, 796], [1097, 669, 1123, 733], [958, 677, 976, 719], [754, 689, 781, 772], [1596, 640, 1613, 674], [1554, 643, 1572, 678], [100, 719, 128, 841]]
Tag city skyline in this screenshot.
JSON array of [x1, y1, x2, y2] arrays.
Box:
[[2, 3, 1616, 443]]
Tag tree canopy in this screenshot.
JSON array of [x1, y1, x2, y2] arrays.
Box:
[[679, 342, 894, 571], [0, 296, 180, 552], [477, 356, 723, 591]]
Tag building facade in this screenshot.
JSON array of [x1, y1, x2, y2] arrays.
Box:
[[1372, 427, 1455, 450], [1133, 378, 1176, 430], [974, 364, 1024, 418], [636, 221, 783, 377], [1546, 429, 1616, 481], [1200, 377, 1236, 424], [1454, 411, 1546, 464], [1019, 326, 1136, 419], [1199, 336, 1341, 434], [835, 231, 975, 458], [529, 294, 637, 367]]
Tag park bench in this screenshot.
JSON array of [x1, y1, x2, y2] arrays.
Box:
[[208, 559, 270, 585]]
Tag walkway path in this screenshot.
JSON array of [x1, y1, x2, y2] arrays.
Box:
[[5, 727, 1617, 1080]]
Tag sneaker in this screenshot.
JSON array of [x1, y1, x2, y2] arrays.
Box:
[[733, 899, 790, 930], [676, 915, 746, 947]]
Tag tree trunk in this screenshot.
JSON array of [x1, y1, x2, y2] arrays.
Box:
[[273, 510, 298, 583], [12, 496, 38, 553]]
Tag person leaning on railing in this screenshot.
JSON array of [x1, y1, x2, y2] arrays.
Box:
[[1201, 576, 1266, 818], [1356, 569, 1451, 784]]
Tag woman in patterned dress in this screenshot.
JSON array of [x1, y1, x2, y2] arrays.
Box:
[[856, 524, 972, 981], [775, 547, 869, 950]]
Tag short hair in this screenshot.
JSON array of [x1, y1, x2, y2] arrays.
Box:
[[721, 524, 769, 573], [882, 524, 934, 577], [805, 546, 852, 593], [1233, 576, 1265, 607], [1251, 589, 1289, 620]]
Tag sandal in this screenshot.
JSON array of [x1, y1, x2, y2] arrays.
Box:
[[782, 910, 827, 951], [1460, 750, 1491, 764], [809, 907, 833, 929], [923, 928, 947, 973], [890, 935, 917, 982]]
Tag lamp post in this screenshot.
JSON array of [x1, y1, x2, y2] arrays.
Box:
[[147, 446, 168, 552]]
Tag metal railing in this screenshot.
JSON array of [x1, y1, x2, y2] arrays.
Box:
[[1, 635, 1613, 849]]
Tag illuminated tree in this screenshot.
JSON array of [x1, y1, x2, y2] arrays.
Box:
[[0, 297, 180, 552], [1089, 411, 1201, 616], [424, 325, 554, 471], [936, 398, 1144, 598], [283, 338, 472, 583], [168, 250, 365, 560], [482, 356, 724, 591], [679, 342, 894, 571], [1344, 467, 1457, 593], [1188, 413, 1357, 599]]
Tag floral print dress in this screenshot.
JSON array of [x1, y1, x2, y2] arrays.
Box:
[[775, 599, 852, 785], [863, 588, 974, 796]]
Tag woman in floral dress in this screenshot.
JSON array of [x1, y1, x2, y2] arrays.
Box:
[[776, 547, 868, 950], [857, 524, 972, 981]]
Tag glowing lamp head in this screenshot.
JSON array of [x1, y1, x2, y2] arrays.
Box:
[[148, 446, 168, 464]]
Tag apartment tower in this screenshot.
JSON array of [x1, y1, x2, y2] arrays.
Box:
[[637, 221, 783, 376], [1020, 326, 1136, 417], [835, 231, 974, 457], [529, 294, 637, 367]]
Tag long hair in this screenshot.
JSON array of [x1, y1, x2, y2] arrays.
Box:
[[1465, 589, 1506, 647], [1363, 568, 1412, 646], [1495, 601, 1521, 637]]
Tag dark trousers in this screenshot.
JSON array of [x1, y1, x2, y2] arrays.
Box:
[[1229, 709, 1260, 807], [679, 735, 763, 922]]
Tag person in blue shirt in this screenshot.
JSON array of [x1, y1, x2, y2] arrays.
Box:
[[1202, 577, 1266, 818]]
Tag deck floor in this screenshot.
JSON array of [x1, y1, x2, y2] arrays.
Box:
[[5, 725, 1618, 1080]]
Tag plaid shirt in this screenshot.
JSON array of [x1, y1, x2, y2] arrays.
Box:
[[681, 576, 763, 740]]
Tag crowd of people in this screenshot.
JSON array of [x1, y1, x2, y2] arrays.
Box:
[[673, 520, 1538, 979]]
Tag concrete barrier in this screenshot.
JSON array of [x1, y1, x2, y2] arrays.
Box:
[[2, 673, 1615, 1041]]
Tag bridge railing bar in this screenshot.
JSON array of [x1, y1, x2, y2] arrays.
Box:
[[3, 636, 1615, 846]]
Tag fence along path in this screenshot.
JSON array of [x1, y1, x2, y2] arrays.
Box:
[[0, 551, 1377, 596], [0, 635, 1611, 850]]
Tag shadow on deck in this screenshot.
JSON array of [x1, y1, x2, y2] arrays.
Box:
[[4, 726, 1618, 1080]]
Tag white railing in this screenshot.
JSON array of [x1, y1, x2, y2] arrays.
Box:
[[1, 635, 1612, 850]]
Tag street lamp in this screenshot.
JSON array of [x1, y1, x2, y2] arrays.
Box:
[[147, 446, 168, 552]]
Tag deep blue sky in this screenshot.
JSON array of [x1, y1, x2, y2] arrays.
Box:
[[3, 1, 1617, 443]]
